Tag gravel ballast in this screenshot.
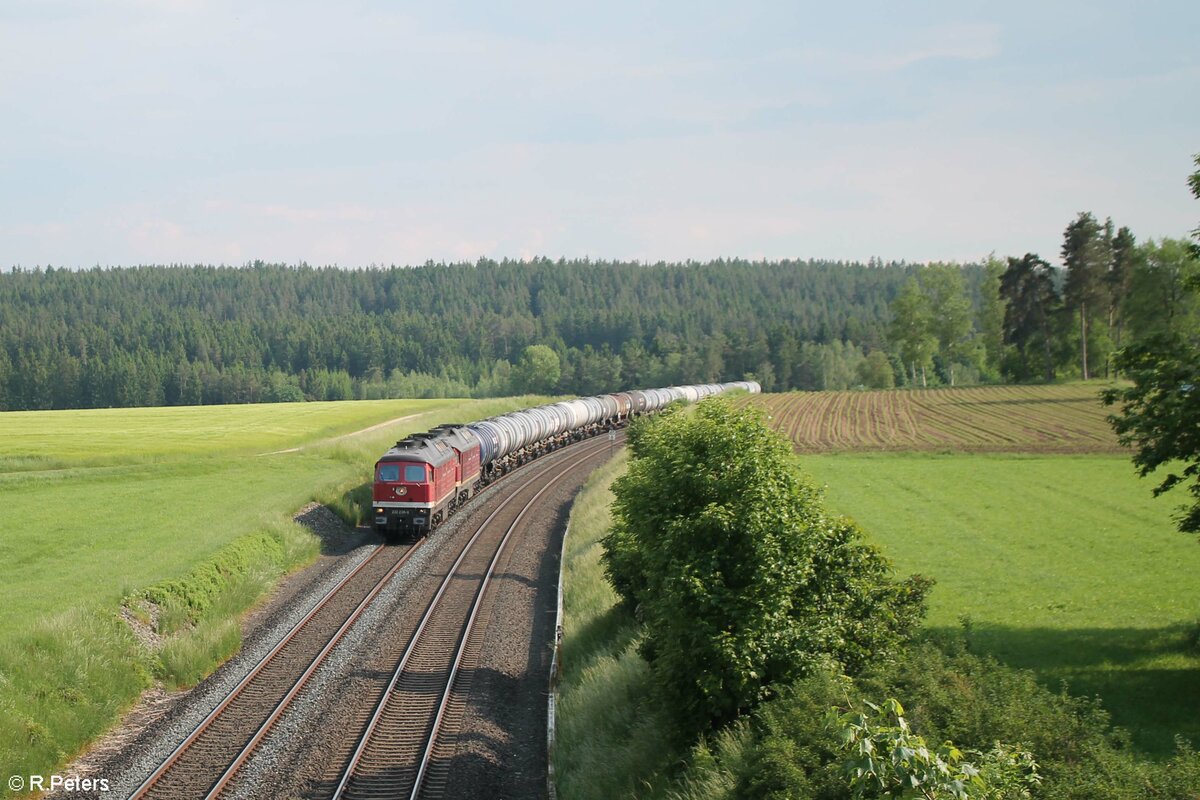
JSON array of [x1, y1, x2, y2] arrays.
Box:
[[47, 442, 612, 800]]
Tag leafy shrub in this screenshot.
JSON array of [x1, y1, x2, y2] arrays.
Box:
[[692, 639, 1200, 800], [603, 399, 929, 733], [832, 697, 1039, 799]]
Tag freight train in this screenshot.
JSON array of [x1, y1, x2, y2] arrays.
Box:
[[371, 381, 761, 539]]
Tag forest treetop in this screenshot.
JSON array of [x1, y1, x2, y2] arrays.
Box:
[[0, 256, 950, 411], [1, 227, 1195, 413]]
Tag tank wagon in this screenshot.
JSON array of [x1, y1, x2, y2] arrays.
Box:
[[372, 380, 761, 539]]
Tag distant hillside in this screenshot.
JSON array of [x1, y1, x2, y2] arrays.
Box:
[[743, 384, 1123, 454], [0, 258, 972, 411]]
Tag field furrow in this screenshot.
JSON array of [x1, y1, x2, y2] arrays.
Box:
[[748, 384, 1123, 454]]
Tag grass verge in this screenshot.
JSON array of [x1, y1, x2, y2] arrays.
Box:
[[141, 517, 321, 687], [0, 516, 322, 788], [0, 608, 149, 785], [554, 446, 1200, 799], [555, 449, 688, 800]]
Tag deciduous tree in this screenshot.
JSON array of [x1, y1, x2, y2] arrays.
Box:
[[890, 278, 937, 386], [1104, 155, 1200, 536], [1124, 238, 1200, 343], [1104, 337, 1200, 535], [513, 344, 561, 394], [921, 264, 977, 386], [857, 350, 895, 389]]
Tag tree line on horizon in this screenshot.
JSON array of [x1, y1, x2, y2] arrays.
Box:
[[0, 257, 945, 411], [883, 224, 1198, 390], [0, 232, 1194, 412]]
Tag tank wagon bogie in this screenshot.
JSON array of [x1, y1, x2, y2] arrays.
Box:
[[371, 379, 761, 540]]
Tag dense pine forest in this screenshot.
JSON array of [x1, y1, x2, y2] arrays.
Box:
[[0, 258, 947, 410], [3, 219, 1194, 413]]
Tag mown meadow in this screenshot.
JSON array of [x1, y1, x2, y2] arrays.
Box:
[[742, 383, 1121, 454], [806, 452, 1200, 754], [0, 396, 538, 792], [745, 384, 1200, 753]]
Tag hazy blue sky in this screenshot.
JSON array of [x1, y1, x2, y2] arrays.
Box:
[[3, 1, 1198, 268]]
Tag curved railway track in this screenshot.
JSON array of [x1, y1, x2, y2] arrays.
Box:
[[330, 437, 615, 800], [129, 433, 615, 800], [130, 541, 421, 799]]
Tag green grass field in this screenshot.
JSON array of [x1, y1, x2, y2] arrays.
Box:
[[0, 398, 454, 470], [552, 390, 1200, 800], [0, 398, 464, 633], [0, 395, 539, 789], [803, 452, 1200, 755]]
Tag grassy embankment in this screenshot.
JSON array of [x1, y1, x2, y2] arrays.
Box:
[[557, 450, 683, 800], [0, 396, 539, 792], [555, 384, 1200, 798]]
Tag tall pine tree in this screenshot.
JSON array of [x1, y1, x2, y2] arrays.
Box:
[[1107, 225, 1138, 352], [1062, 212, 1111, 379], [1001, 254, 1060, 382]]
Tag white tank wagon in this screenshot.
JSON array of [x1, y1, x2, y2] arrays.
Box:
[[377, 380, 755, 537]]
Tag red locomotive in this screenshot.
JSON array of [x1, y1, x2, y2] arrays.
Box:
[[373, 432, 469, 535]]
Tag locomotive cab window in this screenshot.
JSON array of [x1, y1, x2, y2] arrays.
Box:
[[377, 464, 399, 482], [403, 465, 426, 482]]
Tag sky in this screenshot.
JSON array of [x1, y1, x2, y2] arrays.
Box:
[[2, 1, 1198, 269]]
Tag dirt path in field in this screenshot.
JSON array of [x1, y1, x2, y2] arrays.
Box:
[[258, 412, 431, 456]]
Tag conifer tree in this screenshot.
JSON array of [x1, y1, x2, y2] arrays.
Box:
[[1062, 212, 1111, 379]]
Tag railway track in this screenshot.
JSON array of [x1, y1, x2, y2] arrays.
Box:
[[330, 437, 615, 800], [128, 433, 614, 799], [130, 539, 422, 799]]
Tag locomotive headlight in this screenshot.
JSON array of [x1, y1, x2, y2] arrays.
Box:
[[397, 486, 408, 496]]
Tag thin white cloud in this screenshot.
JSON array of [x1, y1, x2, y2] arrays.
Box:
[[1, 4, 1197, 269], [867, 22, 1003, 71]]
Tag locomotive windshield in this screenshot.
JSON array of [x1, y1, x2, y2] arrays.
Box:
[[377, 464, 400, 482], [403, 465, 426, 482]]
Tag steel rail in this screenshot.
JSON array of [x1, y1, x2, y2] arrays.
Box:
[[209, 440, 602, 797], [410, 446, 601, 799], [131, 427, 616, 799], [203, 542, 420, 797], [129, 542, 406, 799], [332, 439, 612, 800]]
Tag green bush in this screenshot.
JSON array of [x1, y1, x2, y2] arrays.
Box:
[[603, 399, 929, 732], [679, 639, 1200, 800], [831, 697, 1040, 799]]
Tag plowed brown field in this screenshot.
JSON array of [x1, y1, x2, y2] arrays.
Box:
[[739, 384, 1123, 454]]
